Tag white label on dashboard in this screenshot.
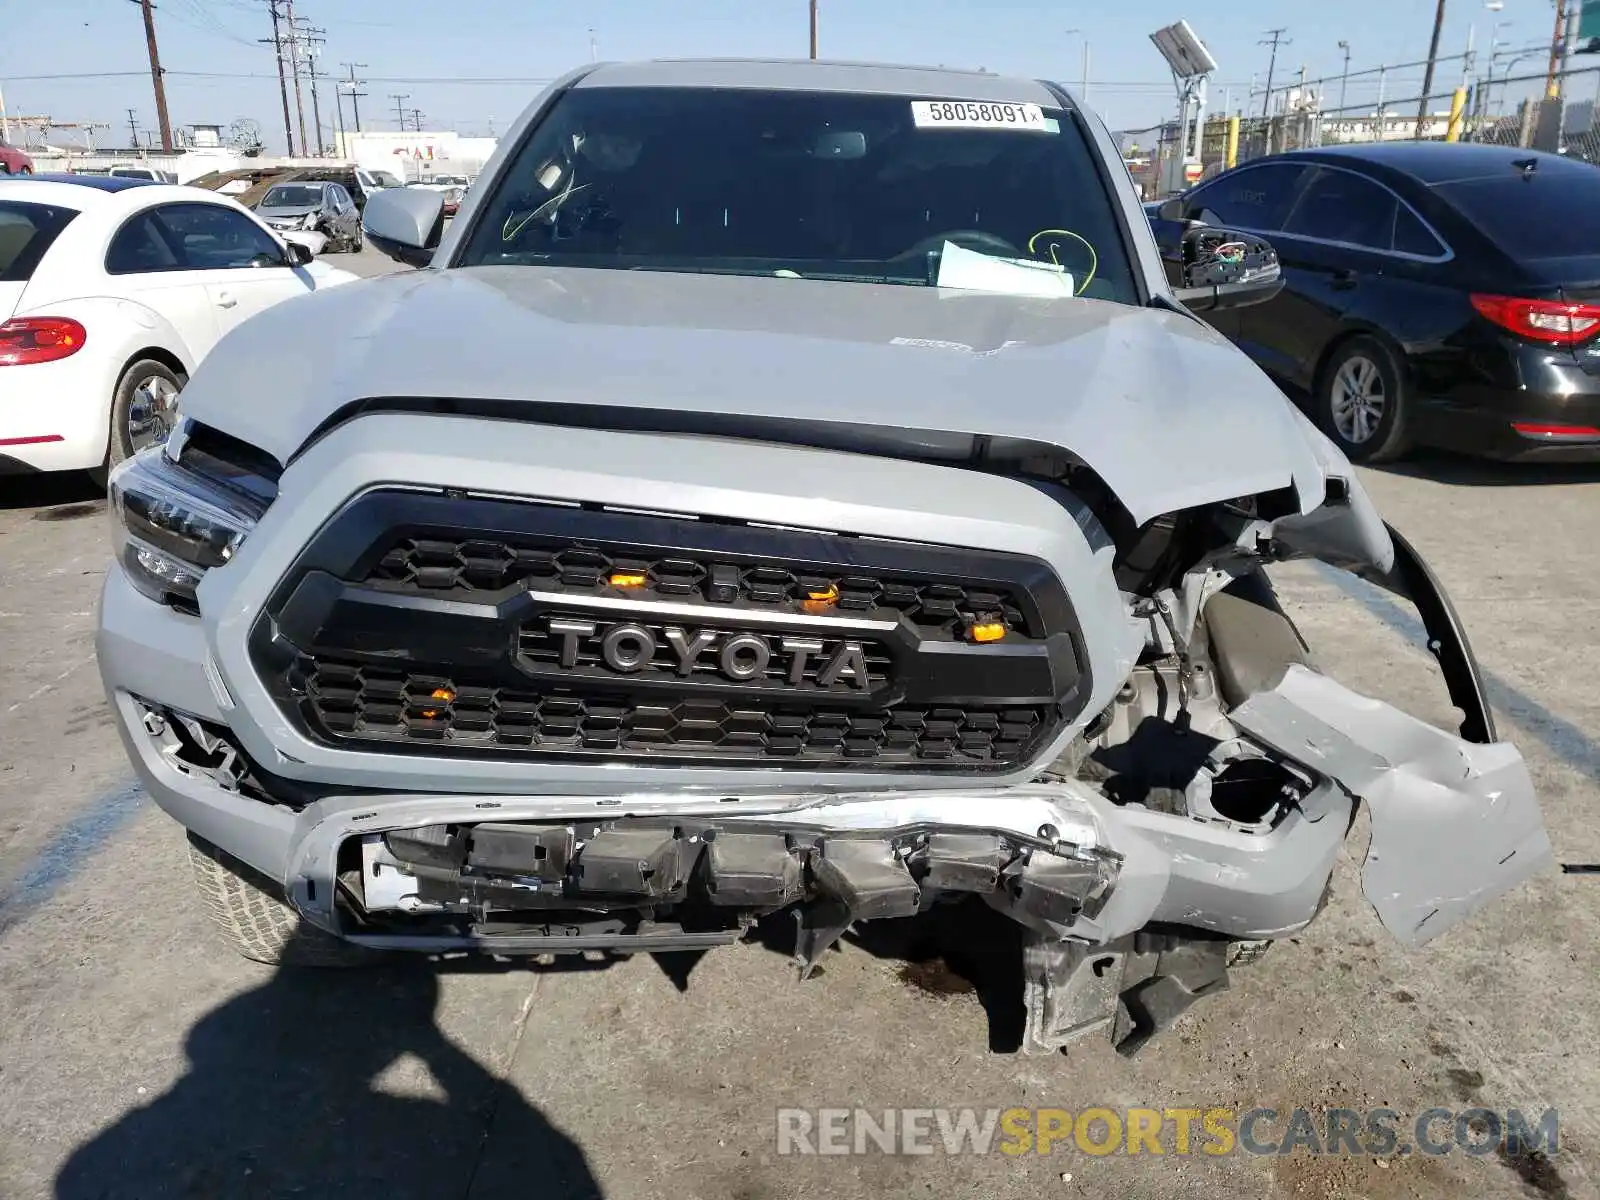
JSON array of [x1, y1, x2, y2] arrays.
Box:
[[911, 100, 1057, 132]]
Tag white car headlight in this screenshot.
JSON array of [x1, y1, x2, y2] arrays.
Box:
[[108, 447, 270, 608]]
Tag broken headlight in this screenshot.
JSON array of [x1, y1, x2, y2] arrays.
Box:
[[107, 436, 273, 609]]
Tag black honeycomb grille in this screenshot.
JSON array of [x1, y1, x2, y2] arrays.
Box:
[[300, 659, 1053, 766], [365, 537, 1031, 639]]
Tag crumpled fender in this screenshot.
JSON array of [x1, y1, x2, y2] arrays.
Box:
[[1245, 467, 1549, 943], [1231, 664, 1552, 944], [1270, 418, 1495, 745]]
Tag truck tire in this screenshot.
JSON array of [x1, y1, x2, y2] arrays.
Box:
[[187, 834, 379, 967]]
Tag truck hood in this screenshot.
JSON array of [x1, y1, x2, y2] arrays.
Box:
[[183, 265, 1339, 526]]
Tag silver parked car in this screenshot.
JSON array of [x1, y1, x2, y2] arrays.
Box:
[[98, 60, 1549, 1056], [254, 180, 363, 252]]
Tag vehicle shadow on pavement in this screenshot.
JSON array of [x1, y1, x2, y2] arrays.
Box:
[[1372, 450, 1600, 487], [53, 962, 603, 1200], [752, 898, 1028, 1053], [0, 472, 103, 512]]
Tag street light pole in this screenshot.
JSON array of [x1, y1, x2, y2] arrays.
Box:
[[1337, 40, 1351, 112], [1064, 29, 1091, 102], [809, 0, 818, 59]]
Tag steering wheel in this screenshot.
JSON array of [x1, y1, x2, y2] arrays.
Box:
[[893, 229, 1021, 261]]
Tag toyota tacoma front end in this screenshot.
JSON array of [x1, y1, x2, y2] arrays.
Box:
[[96, 59, 1551, 1055]]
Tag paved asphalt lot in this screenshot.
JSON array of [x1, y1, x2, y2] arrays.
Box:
[[2, 245, 1599, 1199]]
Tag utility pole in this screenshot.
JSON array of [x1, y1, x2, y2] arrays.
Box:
[[1338, 40, 1352, 112], [263, 0, 294, 155], [408, 108, 424, 132], [810, 0, 819, 59], [1259, 29, 1290, 118], [391, 94, 410, 131], [131, 0, 174, 151], [126, 107, 140, 149], [1417, 0, 1448, 136], [285, 0, 307, 157], [341, 63, 367, 131], [1547, 0, 1570, 97], [295, 19, 326, 155]]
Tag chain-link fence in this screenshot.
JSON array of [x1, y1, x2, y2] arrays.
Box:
[[1131, 63, 1600, 197]]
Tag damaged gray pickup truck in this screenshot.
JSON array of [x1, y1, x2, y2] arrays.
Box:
[[98, 59, 1551, 1055]]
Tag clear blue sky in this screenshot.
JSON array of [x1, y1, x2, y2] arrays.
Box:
[[1, 0, 1570, 154]]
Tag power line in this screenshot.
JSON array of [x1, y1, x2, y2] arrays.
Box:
[[164, 0, 256, 48]]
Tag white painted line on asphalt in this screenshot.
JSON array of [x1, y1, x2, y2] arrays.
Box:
[[6, 652, 97, 713]]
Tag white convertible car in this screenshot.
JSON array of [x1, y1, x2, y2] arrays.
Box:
[[0, 174, 356, 478]]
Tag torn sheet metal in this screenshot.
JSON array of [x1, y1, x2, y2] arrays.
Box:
[[1231, 665, 1553, 945]]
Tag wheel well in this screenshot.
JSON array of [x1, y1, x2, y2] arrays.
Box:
[[118, 346, 189, 387]]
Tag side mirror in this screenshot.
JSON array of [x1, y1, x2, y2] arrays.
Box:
[[363, 186, 445, 268], [284, 240, 313, 267], [1172, 226, 1284, 313], [1156, 197, 1189, 222]]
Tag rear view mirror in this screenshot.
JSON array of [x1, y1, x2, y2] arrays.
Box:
[[363, 186, 445, 268], [1172, 226, 1283, 313], [814, 130, 867, 159], [284, 240, 313, 267]]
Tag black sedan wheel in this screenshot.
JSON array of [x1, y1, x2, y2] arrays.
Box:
[[1316, 336, 1412, 464]]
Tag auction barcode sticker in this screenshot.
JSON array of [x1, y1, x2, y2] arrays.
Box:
[[911, 100, 1056, 132]]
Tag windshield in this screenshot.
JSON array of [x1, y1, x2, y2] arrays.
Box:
[[456, 86, 1137, 302], [261, 184, 322, 208], [0, 202, 78, 281]]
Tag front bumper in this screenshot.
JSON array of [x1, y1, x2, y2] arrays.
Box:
[[105, 674, 1355, 949], [103, 547, 1550, 957]]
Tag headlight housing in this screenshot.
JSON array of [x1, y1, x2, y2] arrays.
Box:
[[107, 432, 275, 610], [302, 211, 321, 229]]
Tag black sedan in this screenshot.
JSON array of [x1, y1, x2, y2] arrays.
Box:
[[1149, 142, 1600, 462]]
